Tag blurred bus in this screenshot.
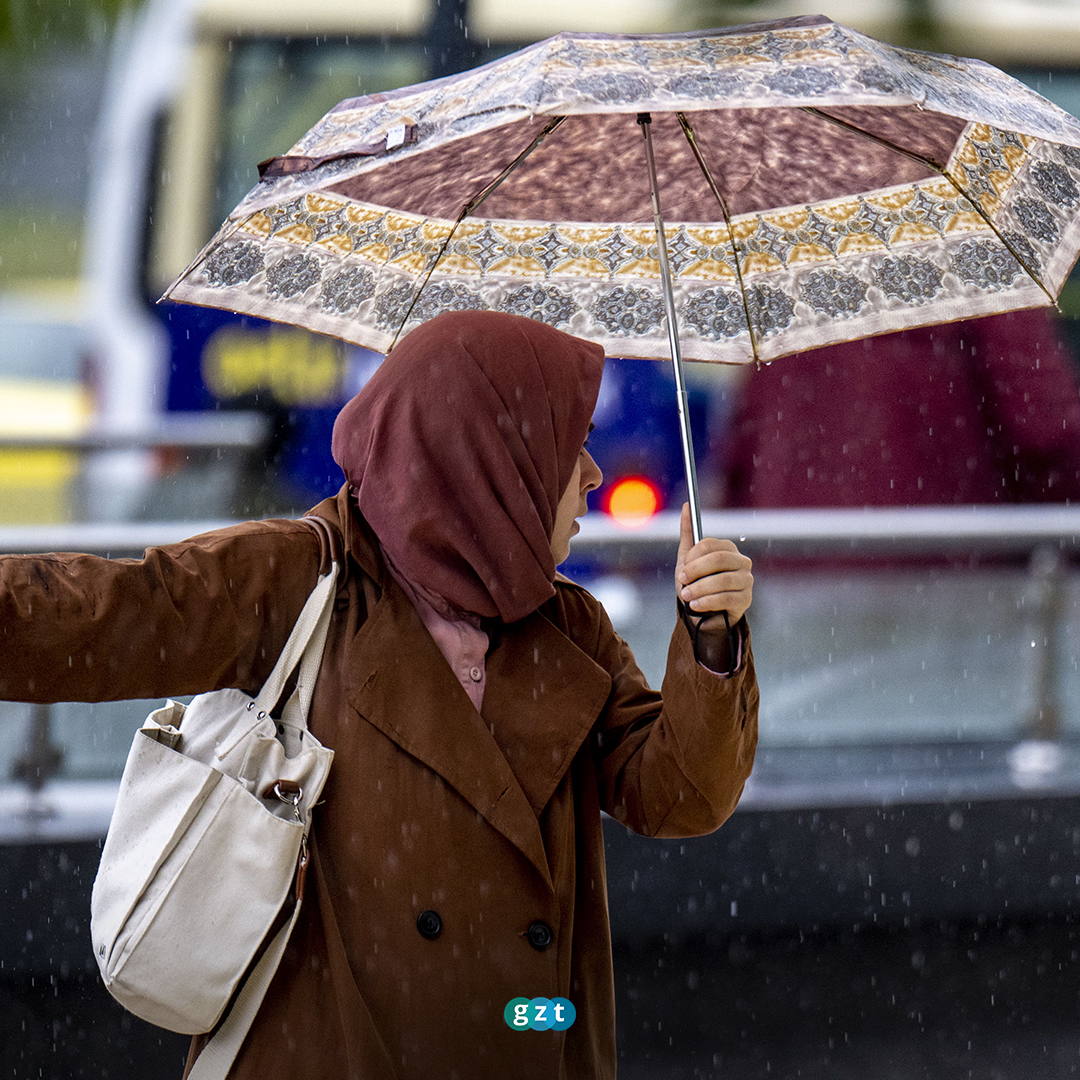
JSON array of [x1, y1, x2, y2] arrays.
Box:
[[82, 0, 717, 525]]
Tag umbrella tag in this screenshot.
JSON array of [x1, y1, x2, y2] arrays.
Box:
[[257, 126, 417, 179]]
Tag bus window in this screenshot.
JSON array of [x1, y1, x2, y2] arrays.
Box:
[[214, 38, 428, 228]]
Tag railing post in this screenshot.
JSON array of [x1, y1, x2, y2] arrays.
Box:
[[1026, 544, 1064, 741], [13, 703, 65, 807]]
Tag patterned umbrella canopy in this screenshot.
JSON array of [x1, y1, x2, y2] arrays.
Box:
[[165, 14, 1080, 368]]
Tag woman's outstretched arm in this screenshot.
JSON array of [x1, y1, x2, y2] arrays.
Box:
[[0, 519, 324, 704]]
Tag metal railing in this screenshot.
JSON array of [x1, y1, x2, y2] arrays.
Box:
[[3, 504, 1080, 805], [0, 410, 269, 454], [5, 504, 1080, 556], [0, 410, 272, 523], [5, 504, 1079, 555], [574, 504, 1080, 556]]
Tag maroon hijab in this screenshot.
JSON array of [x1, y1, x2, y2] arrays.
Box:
[[331, 310, 605, 622]]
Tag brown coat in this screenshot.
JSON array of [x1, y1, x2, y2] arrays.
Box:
[[0, 487, 758, 1079]]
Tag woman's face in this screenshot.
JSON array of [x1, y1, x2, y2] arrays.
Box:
[[550, 443, 603, 565]]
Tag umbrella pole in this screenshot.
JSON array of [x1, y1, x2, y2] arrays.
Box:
[[638, 113, 703, 545]]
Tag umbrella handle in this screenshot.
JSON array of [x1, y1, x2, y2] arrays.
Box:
[[638, 113, 704, 546]]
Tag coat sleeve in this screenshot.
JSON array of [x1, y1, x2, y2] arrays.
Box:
[[588, 595, 759, 839], [0, 519, 326, 704]]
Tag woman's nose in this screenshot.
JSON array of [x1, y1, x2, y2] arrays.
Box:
[[581, 449, 603, 492]]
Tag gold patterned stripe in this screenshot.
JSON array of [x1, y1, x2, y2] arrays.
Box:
[[234, 171, 1005, 284]]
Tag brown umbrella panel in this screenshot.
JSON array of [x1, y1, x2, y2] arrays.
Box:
[[166, 18, 1080, 363]]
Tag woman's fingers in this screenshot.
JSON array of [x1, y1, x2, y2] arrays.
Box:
[[676, 537, 753, 623], [679, 577, 753, 623]]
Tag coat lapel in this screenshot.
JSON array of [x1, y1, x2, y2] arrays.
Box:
[[482, 610, 611, 818], [347, 577, 556, 891]]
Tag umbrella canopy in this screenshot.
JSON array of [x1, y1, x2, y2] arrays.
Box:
[[165, 14, 1080, 368]]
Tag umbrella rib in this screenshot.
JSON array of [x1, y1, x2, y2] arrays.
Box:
[[386, 115, 568, 352], [800, 107, 948, 171], [458, 114, 569, 218], [676, 112, 760, 365], [801, 107, 1056, 304]]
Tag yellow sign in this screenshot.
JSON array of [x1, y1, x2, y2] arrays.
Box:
[[0, 378, 90, 523], [202, 326, 344, 407]]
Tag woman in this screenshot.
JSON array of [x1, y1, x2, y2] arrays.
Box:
[[0, 311, 757, 1079]]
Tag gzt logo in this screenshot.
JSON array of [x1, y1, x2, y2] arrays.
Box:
[[504, 997, 576, 1030]]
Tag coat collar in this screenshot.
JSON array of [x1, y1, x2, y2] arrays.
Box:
[[329, 491, 612, 890], [308, 487, 384, 587], [348, 577, 558, 887]]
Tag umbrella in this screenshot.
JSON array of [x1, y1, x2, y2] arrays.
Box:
[[164, 13, 1080, 540]]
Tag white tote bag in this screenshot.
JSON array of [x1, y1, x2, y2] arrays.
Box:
[[90, 550, 338, 1074]]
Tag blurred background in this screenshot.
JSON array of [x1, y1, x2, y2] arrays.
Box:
[[4, 0, 1080, 1077]]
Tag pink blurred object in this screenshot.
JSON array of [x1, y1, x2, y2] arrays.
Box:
[[724, 308, 1080, 508]]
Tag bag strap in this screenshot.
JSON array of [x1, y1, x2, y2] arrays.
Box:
[[214, 563, 337, 762], [185, 897, 303, 1080], [286, 516, 343, 723], [250, 565, 337, 720], [191, 519, 342, 1078], [290, 573, 336, 723]]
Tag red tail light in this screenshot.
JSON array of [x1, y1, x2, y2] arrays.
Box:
[[604, 476, 662, 528]]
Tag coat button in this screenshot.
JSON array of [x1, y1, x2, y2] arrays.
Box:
[[417, 910, 443, 939], [527, 920, 553, 950]]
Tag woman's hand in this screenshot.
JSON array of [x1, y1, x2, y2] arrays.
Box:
[[675, 503, 753, 627]]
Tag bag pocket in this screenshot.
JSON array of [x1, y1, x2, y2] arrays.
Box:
[[91, 734, 301, 1033]]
